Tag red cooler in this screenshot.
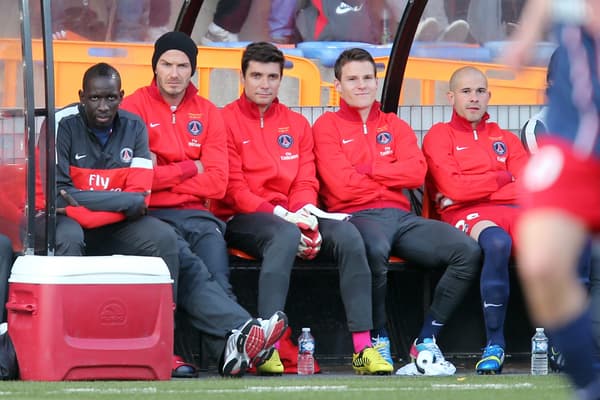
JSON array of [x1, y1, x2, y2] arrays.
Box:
[[7, 255, 174, 381]]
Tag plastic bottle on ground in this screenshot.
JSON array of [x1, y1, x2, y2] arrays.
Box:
[[531, 327, 549, 375], [298, 327, 315, 375]]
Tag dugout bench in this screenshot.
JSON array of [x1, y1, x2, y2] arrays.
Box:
[[174, 190, 534, 370]]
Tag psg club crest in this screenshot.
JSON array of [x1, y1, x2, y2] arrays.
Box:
[[187, 120, 203, 136], [278, 134, 293, 149], [376, 132, 392, 145], [492, 141, 507, 155], [120, 147, 133, 163]]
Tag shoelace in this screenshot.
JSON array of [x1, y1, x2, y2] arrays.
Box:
[[482, 345, 503, 358], [422, 341, 445, 362], [373, 337, 392, 361]]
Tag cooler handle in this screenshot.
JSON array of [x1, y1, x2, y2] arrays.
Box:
[[6, 302, 36, 314]]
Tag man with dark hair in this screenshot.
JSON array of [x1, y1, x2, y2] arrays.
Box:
[[212, 42, 393, 375], [59, 61, 285, 379], [55, 62, 163, 251], [313, 47, 482, 376]]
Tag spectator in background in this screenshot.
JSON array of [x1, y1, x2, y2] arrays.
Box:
[[269, 0, 298, 44], [147, 0, 172, 41], [312, 48, 481, 377], [467, 0, 524, 44], [391, 0, 471, 42], [201, 0, 252, 44], [50, 0, 108, 40], [212, 42, 393, 375], [112, 0, 150, 42], [295, 0, 382, 44], [201, 0, 300, 45], [113, 0, 173, 42], [57, 61, 287, 378], [503, 0, 600, 397], [50, 0, 172, 41], [422, 66, 529, 374]]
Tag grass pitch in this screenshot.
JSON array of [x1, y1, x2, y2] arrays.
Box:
[[0, 373, 573, 400]]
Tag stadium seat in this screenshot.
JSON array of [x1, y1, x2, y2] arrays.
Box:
[[484, 41, 557, 66], [410, 42, 492, 63]]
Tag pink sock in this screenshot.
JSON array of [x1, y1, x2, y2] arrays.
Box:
[[352, 331, 372, 353]]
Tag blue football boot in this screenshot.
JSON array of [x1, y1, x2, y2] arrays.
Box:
[[372, 335, 394, 366], [476, 344, 505, 375]]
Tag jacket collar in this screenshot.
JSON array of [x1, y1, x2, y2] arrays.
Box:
[[448, 109, 490, 132], [337, 99, 380, 122], [237, 93, 280, 118], [147, 78, 199, 106]]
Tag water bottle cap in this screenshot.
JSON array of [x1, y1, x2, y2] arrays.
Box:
[[536, 327, 544, 333], [302, 327, 311, 332]]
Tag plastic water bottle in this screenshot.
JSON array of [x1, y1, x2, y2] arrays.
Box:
[[531, 327, 549, 375], [297, 327, 315, 375]]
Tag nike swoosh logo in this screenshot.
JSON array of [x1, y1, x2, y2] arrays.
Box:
[[242, 140, 251, 144], [483, 301, 503, 308], [431, 320, 444, 326], [456, 146, 468, 151], [342, 139, 354, 144], [336, 1, 363, 15], [150, 122, 160, 128], [74, 153, 87, 160]]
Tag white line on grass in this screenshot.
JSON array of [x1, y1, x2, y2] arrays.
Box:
[[47, 381, 569, 396], [58, 388, 158, 394], [432, 383, 534, 390]]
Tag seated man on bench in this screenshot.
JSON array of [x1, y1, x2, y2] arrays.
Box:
[[212, 42, 393, 375], [312, 48, 482, 376], [422, 66, 529, 374], [54, 62, 287, 378]]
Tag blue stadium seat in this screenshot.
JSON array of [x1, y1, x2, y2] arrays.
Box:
[[410, 42, 492, 62], [298, 41, 390, 67], [200, 41, 304, 57], [200, 41, 252, 48], [484, 41, 557, 66]]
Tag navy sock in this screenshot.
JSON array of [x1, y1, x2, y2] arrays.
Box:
[[548, 308, 600, 390], [371, 327, 389, 338], [418, 313, 443, 342], [478, 226, 511, 348], [577, 239, 592, 287]]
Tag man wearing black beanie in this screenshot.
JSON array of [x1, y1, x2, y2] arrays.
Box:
[[121, 32, 288, 378], [151, 31, 198, 74]]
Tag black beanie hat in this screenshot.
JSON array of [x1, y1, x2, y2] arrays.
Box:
[[152, 31, 198, 74]]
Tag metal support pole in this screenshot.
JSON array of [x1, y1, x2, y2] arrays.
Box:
[[380, 0, 428, 113], [40, 0, 56, 255], [18, 0, 37, 255]]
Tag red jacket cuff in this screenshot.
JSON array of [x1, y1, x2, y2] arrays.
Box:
[[257, 201, 276, 214], [177, 160, 198, 180]]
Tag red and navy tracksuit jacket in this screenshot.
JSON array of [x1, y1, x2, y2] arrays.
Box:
[[56, 103, 153, 228]]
